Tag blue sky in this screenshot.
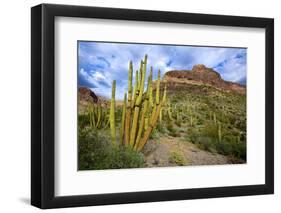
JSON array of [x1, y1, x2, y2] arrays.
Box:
[[78, 41, 247, 100]]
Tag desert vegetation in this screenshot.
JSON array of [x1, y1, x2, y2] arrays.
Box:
[[78, 55, 246, 170]]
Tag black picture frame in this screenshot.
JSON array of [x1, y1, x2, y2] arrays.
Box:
[[31, 3, 274, 209]]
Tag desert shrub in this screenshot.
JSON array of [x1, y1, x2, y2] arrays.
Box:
[[196, 136, 215, 152], [216, 140, 233, 156], [233, 142, 246, 160], [187, 128, 198, 143], [215, 135, 246, 160], [150, 128, 160, 140], [201, 123, 219, 139], [166, 119, 178, 137], [169, 151, 187, 166], [187, 122, 246, 161], [235, 117, 246, 131], [166, 120, 175, 132], [78, 114, 90, 130], [167, 123, 181, 137], [175, 119, 182, 127], [156, 123, 168, 134], [79, 130, 145, 170], [169, 131, 181, 137]]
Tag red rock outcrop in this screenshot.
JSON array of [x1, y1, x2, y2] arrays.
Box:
[[164, 64, 245, 94]]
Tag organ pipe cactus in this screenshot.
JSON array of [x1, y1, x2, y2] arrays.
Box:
[[213, 113, 217, 124], [124, 61, 133, 146], [120, 93, 127, 144], [218, 121, 222, 143], [110, 55, 166, 151], [159, 84, 167, 124], [149, 67, 154, 108], [110, 80, 116, 144], [136, 69, 166, 151], [130, 56, 147, 147], [87, 103, 109, 129]]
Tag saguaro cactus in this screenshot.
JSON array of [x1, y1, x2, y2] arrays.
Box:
[[110, 80, 116, 144]]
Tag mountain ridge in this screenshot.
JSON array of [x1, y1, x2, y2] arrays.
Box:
[[164, 64, 246, 94]]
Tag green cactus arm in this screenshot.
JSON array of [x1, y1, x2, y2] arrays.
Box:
[[125, 62, 133, 146], [128, 61, 133, 102], [132, 70, 138, 108], [144, 118, 149, 130], [137, 60, 143, 91], [110, 80, 116, 144], [130, 56, 148, 146], [162, 84, 167, 104], [130, 107, 140, 147], [120, 93, 127, 144], [134, 98, 148, 150], [124, 106, 131, 146], [137, 102, 162, 151], [136, 60, 147, 105], [213, 113, 217, 124], [156, 69, 161, 105], [148, 67, 154, 108], [103, 115, 110, 129], [137, 69, 166, 151], [96, 104, 101, 128], [159, 108, 163, 123], [218, 121, 222, 143]]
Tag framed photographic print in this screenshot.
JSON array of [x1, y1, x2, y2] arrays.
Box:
[[31, 3, 274, 209]]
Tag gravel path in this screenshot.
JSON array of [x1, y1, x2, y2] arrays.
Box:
[[144, 136, 230, 167]]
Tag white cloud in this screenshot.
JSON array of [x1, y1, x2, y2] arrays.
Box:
[[79, 42, 247, 99]]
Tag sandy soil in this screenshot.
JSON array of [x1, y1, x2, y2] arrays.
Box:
[[143, 135, 230, 167]]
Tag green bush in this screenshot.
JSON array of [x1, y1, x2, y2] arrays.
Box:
[[166, 120, 181, 137], [187, 122, 246, 161], [216, 135, 246, 160], [196, 136, 215, 152], [169, 151, 187, 166], [78, 114, 90, 130], [150, 128, 160, 139], [78, 130, 145, 170], [156, 123, 168, 134]]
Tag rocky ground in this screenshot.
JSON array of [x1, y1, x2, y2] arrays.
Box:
[[143, 136, 230, 167]]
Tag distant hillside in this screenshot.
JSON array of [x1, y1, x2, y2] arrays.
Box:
[[164, 64, 246, 94], [78, 87, 110, 113], [78, 87, 99, 103]]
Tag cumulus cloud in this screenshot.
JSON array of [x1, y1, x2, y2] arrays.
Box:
[[78, 41, 247, 100]]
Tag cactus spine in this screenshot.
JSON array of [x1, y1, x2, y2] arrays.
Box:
[[110, 80, 116, 144]]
